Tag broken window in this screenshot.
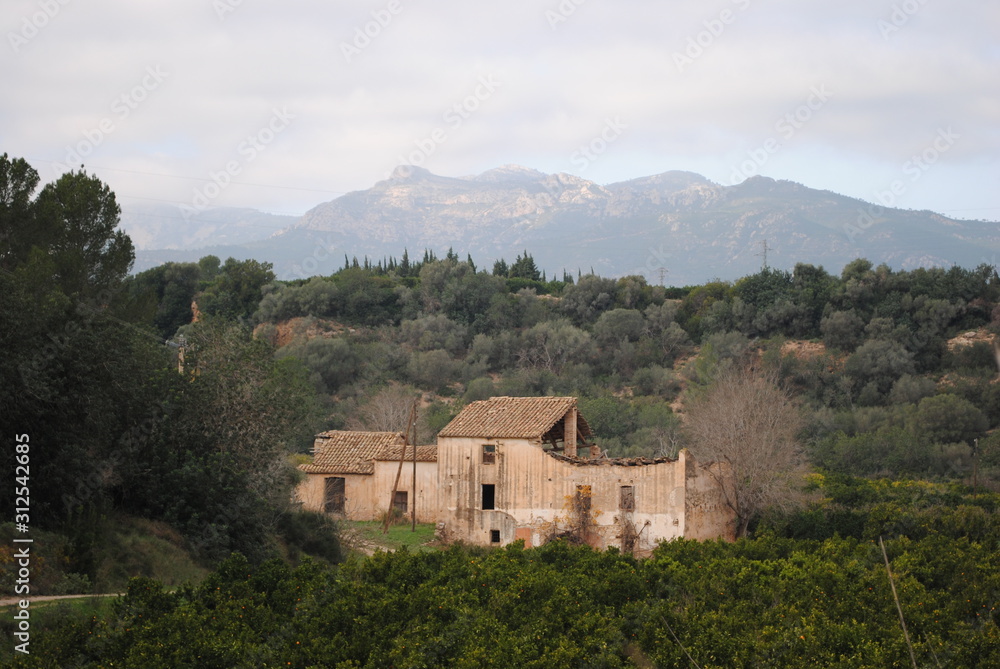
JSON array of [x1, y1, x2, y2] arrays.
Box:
[[482, 484, 496, 510], [575, 484, 592, 514], [393, 491, 408, 514], [482, 443, 496, 464], [620, 485, 635, 512], [323, 477, 345, 514], [490, 529, 501, 543]]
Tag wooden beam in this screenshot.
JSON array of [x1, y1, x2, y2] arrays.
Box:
[[564, 407, 577, 458], [384, 401, 418, 534]]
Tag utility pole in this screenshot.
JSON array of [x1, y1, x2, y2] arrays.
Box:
[[385, 401, 418, 534], [657, 267, 668, 286], [973, 438, 979, 500], [177, 334, 186, 374], [411, 407, 418, 532]]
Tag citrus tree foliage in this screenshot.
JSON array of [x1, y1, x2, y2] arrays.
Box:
[[685, 367, 806, 537], [761, 474, 1000, 544], [17, 523, 1000, 667]]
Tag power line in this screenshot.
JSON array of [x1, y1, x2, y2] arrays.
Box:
[[28, 157, 351, 195], [114, 193, 308, 220]]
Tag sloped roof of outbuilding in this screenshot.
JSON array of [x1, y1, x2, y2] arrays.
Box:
[[437, 396, 591, 441], [299, 430, 404, 475], [374, 444, 438, 462]]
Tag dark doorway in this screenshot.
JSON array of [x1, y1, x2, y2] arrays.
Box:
[[393, 491, 408, 514], [482, 484, 496, 510], [324, 477, 345, 514]]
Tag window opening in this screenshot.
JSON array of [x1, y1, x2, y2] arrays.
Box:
[[482, 484, 496, 510], [620, 485, 635, 511], [393, 490, 408, 514]]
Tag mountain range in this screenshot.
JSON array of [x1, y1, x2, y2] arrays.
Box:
[[124, 165, 1000, 286]]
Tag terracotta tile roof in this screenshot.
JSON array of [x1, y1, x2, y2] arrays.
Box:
[[299, 431, 403, 475], [437, 396, 592, 441], [374, 444, 438, 462]]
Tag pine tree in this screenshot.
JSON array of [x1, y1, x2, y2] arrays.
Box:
[[510, 251, 541, 281]]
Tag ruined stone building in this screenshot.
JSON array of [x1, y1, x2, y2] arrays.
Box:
[[295, 430, 438, 523], [294, 397, 735, 554]]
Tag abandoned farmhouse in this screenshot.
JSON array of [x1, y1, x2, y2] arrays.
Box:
[[295, 396, 735, 554]]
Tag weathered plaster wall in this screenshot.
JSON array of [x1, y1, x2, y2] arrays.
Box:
[[682, 458, 737, 542], [295, 473, 374, 520], [295, 461, 437, 523], [371, 459, 438, 524], [437, 438, 731, 554]]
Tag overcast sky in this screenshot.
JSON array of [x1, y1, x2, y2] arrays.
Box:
[[3, 0, 998, 222]]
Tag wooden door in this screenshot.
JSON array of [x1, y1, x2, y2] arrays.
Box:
[[324, 477, 345, 513]]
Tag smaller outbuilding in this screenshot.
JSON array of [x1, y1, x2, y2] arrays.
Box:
[[295, 430, 437, 523]]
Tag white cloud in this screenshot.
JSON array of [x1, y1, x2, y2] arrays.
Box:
[[1, 0, 997, 218]]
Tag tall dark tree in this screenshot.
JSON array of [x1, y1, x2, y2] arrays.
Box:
[[0, 152, 41, 270], [32, 168, 134, 298], [509, 250, 541, 281], [399, 248, 411, 277]]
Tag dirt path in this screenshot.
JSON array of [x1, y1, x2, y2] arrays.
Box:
[[0, 593, 121, 607], [337, 525, 382, 556]]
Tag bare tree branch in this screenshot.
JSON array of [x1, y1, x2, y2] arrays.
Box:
[[684, 365, 806, 537]]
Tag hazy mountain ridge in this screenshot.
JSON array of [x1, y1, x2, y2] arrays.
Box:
[[124, 166, 1000, 284], [119, 204, 297, 250]]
